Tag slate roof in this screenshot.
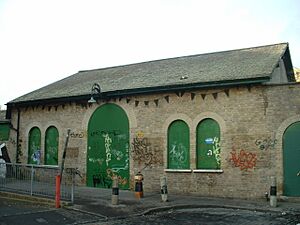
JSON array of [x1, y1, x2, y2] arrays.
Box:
[[9, 43, 293, 105]]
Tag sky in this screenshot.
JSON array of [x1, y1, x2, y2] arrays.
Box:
[[0, 0, 299, 109]]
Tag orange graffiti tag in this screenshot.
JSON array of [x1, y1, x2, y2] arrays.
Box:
[[229, 149, 257, 171]]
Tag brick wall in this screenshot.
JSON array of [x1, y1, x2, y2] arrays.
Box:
[[6, 83, 300, 198]]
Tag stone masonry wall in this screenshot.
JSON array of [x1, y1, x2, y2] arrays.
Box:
[[6, 83, 300, 199]]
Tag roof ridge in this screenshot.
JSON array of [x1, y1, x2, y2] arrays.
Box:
[[78, 42, 288, 73]]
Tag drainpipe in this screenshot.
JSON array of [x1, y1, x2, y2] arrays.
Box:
[[15, 108, 20, 163]]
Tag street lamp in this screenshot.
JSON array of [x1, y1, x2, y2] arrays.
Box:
[[88, 83, 101, 103]]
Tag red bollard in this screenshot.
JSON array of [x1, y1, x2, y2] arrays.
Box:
[[55, 175, 61, 208]]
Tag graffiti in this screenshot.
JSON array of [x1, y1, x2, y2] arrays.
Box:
[[92, 173, 112, 188], [31, 149, 41, 165], [91, 130, 121, 137], [229, 148, 257, 171], [107, 169, 128, 186], [103, 133, 112, 166], [255, 138, 277, 151], [46, 147, 58, 164], [9, 138, 17, 146], [70, 131, 86, 138], [212, 137, 221, 166], [92, 168, 129, 188], [88, 157, 105, 165], [169, 143, 186, 163], [131, 135, 163, 171]]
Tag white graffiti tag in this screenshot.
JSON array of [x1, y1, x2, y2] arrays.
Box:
[[169, 143, 186, 163], [103, 133, 112, 166], [212, 137, 221, 166]]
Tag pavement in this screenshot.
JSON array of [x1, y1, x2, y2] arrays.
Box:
[[66, 186, 300, 220], [2, 186, 300, 220]]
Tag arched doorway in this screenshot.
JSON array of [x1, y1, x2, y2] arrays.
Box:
[[283, 122, 300, 196], [45, 126, 59, 165], [87, 103, 130, 189]]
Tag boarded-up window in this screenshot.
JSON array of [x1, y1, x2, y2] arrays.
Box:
[[0, 123, 10, 141], [28, 127, 41, 164], [45, 126, 59, 165], [167, 120, 190, 169], [197, 118, 221, 169]]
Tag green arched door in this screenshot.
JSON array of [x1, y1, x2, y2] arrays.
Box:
[[196, 118, 221, 169], [87, 103, 130, 189], [283, 122, 300, 196], [45, 126, 59, 165], [28, 127, 41, 164], [167, 120, 190, 169]]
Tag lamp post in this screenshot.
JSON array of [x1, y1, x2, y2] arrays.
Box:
[[88, 83, 101, 103]]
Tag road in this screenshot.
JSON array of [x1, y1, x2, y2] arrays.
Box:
[[97, 208, 300, 225], [1, 197, 300, 225], [0, 197, 103, 225]]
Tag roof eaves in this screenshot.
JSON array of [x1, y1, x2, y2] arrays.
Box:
[[7, 76, 270, 107], [106, 76, 271, 97]]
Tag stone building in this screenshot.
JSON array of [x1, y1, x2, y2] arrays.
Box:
[[4, 43, 300, 198]]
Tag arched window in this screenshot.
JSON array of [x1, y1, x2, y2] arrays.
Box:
[[196, 118, 221, 169], [167, 120, 190, 169], [45, 126, 59, 165], [28, 127, 41, 164]]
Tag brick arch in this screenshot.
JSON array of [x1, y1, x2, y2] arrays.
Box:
[[82, 102, 137, 131], [192, 112, 226, 134]]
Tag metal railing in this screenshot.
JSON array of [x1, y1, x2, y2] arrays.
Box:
[[0, 162, 75, 202]]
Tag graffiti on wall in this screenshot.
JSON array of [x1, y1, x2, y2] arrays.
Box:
[[31, 149, 41, 165], [255, 138, 277, 151], [70, 131, 86, 139], [103, 133, 112, 166], [92, 168, 129, 188], [89, 130, 129, 189], [212, 137, 221, 166], [131, 131, 163, 171], [169, 142, 186, 164], [229, 148, 257, 171]]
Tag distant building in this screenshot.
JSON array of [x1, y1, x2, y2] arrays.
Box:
[[0, 110, 10, 143], [294, 67, 300, 81], [4, 43, 300, 198]]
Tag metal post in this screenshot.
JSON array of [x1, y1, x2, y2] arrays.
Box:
[[60, 129, 71, 183], [160, 175, 168, 202], [30, 165, 34, 196], [55, 175, 61, 208], [71, 169, 75, 204], [111, 176, 119, 205], [270, 176, 277, 207]]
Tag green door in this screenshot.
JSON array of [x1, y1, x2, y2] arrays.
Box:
[[283, 122, 300, 196], [168, 120, 190, 169], [28, 127, 41, 164], [45, 126, 59, 165], [87, 103, 130, 189], [197, 118, 221, 169]]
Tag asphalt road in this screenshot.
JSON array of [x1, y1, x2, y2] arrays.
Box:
[[1, 197, 300, 225], [98, 208, 300, 225], [0, 197, 103, 225]]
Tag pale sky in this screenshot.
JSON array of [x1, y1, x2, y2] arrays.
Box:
[[0, 0, 299, 109]]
